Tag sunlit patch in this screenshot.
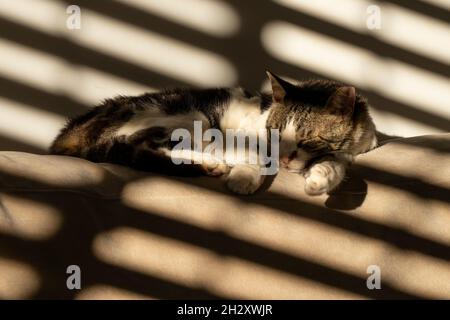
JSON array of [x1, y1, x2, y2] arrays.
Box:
[[0, 0, 66, 35], [76, 284, 154, 300], [350, 182, 450, 299], [207, 256, 363, 299], [0, 258, 41, 299], [421, 0, 450, 10], [69, 66, 155, 105], [357, 146, 450, 189], [354, 180, 450, 243], [121, 176, 402, 289], [0, 36, 154, 150], [118, 0, 240, 37], [68, 10, 237, 87], [121, 176, 232, 229], [92, 226, 363, 299], [274, 0, 370, 32], [0, 97, 65, 149], [120, 174, 346, 257], [0, 0, 237, 87], [378, 3, 450, 65], [262, 21, 382, 85], [0, 194, 62, 240], [273, 0, 450, 65], [382, 250, 450, 299], [93, 227, 221, 289], [374, 59, 450, 120], [0, 38, 153, 106], [0, 151, 126, 197], [119, 170, 450, 298], [369, 108, 442, 137]]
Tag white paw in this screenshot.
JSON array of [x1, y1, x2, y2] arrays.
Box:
[[204, 162, 230, 176], [202, 155, 230, 176], [226, 165, 264, 195], [304, 166, 331, 196]]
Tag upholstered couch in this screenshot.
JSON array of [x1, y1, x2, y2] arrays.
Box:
[[0, 134, 449, 299]]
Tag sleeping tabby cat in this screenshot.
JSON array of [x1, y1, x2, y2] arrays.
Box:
[[50, 71, 377, 195]]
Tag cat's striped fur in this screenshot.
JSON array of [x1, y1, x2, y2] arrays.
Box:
[[50, 72, 377, 195]]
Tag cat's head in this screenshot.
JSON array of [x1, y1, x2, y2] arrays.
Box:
[[265, 71, 377, 172]]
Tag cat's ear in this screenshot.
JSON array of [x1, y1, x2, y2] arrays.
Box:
[[266, 70, 294, 103], [325, 86, 356, 117]]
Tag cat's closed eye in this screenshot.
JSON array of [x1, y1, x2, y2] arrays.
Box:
[[297, 141, 332, 154], [297, 141, 320, 151]]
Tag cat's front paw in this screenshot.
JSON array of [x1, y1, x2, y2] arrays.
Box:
[[203, 162, 230, 176], [304, 165, 331, 196], [226, 165, 264, 195], [201, 155, 230, 176]]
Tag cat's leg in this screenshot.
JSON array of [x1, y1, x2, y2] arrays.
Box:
[[225, 145, 266, 194], [168, 149, 230, 176], [224, 130, 273, 194], [303, 155, 351, 196], [127, 127, 229, 176], [226, 164, 265, 195], [197, 152, 230, 176]]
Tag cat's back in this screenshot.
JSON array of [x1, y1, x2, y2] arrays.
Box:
[[49, 88, 232, 157], [49, 95, 140, 156]]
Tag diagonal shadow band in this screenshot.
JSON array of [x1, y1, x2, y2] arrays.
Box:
[[0, 9, 448, 132], [269, 1, 450, 78], [0, 16, 189, 90], [0, 75, 88, 118], [380, 0, 450, 25], [353, 165, 450, 203], [67, 0, 450, 79], [0, 232, 224, 299], [1, 165, 448, 299], [0, 189, 421, 300], [1, 158, 449, 264], [376, 134, 450, 153], [0, 135, 46, 154]]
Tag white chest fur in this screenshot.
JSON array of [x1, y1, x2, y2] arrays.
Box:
[[219, 88, 268, 133]]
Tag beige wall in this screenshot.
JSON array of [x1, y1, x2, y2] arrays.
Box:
[[0, 0, 449, 154]]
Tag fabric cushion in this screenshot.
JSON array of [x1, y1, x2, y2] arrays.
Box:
[[0, 134, 449, 299]]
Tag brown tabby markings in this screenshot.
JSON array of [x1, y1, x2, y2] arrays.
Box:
[[50, 72, 377, 194]]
